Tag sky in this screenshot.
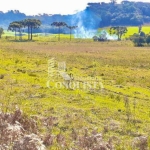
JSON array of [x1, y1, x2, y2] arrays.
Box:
[[0, 0, 150, 15]]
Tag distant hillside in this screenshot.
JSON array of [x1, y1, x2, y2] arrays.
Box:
[[87, 1, 150, 27], [0, 1, 150, 33], [0, 9, 101, 34]]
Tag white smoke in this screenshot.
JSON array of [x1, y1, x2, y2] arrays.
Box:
[[98, 30, 118, 40], [70, 9, 117, 40], [72, 14, 118, 40], [71, 9, 101, 39], [74, 23, 97, 39]]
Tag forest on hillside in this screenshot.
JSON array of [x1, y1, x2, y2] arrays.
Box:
[[87, 1, 150, 27], [0, 1, 150, 32]]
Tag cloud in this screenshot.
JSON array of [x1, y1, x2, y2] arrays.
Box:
[[0, 0, 149, 15]]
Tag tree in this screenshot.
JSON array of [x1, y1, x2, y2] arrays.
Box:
[[17, 21, 24, 40], [0, 27, 4, 38], [23, 19, 31, 40], [138, 26, 146, 37], [138, 26, 142, 34], [110, 26, 128, 40], [23, 19, 41, 40], [8, 21, 23, 40], [66, 25, 78, 41], [51, 22, 67, 41]]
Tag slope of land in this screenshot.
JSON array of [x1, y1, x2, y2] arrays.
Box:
[[0, 40, 150, 149]]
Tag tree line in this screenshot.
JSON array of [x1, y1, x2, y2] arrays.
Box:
[[87, 1, 150, 27], [6, 20, 78, 41], [51, 22, 77, 41], [8, 19, 41, 40]]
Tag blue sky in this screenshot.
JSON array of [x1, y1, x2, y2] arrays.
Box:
[[0, 0, 149, 15]]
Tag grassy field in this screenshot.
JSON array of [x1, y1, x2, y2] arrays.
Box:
[[125, 26, 150, 37], [3, 26, 150, 42], [99, 26, 150, 39], [0, 39, 150, 149]]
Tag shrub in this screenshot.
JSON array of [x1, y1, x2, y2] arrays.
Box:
[[146, 35, 150, 45], [130, 33, 145, 46]]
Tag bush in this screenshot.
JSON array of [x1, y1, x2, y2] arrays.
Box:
[[146, 35, 150, 45], [130, 34, 146, 46], [133, 36, 145, 46]]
